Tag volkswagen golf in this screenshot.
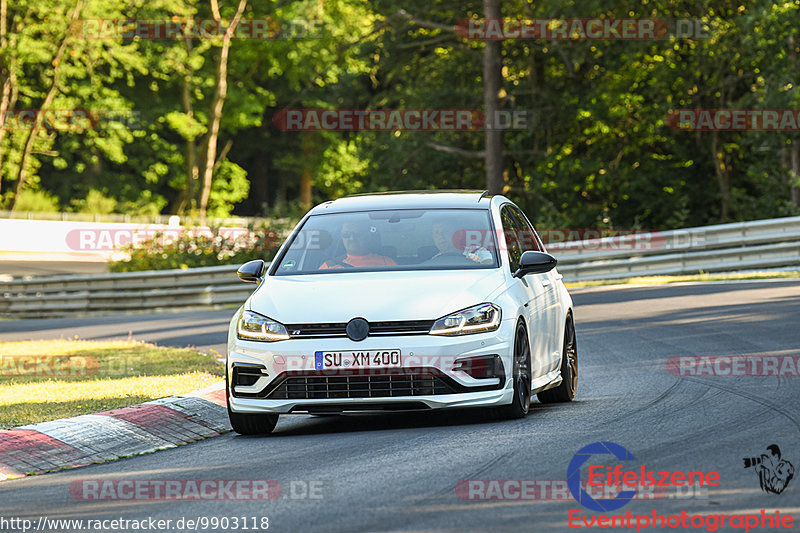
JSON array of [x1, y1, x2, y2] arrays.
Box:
[[226, 190, 577, 434]]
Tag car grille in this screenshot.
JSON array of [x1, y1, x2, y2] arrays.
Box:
[[289, 402, 430, 413], [284, 320, 434, 338], [265, 371, 458, 399]]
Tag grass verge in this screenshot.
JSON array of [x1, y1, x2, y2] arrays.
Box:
[[0, 339, 223, 429], [565, 270, 800, 288]]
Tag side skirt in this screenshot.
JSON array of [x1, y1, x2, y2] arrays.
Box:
[[531, 368, 562, 394]]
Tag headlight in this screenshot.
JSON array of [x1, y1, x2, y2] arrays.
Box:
[[430, 303, 501, 336], [237, 310, 290, 342]]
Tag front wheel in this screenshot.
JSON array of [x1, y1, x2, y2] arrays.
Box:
[[538, 314, 578, 404], [226, 373, 279, 435], [497, 322, 532, 419]]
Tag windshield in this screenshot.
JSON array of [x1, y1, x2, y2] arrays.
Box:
[[272, 208, 498, 275]]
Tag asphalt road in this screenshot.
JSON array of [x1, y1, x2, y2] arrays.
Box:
[[1, 280, 799, 532], [0, 310, 233, 354], [0, 260, 107, 278]]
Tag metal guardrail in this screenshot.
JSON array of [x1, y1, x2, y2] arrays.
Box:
[[0, 265, 253, 317], [557, 241, 800, 281], [2, 216, 799, 317], [551, 216, 800, 281]]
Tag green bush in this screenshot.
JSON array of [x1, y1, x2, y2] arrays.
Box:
[[109, 224, 289, 272], [12, 189, 60, 212], [70, 189, 118, 214]]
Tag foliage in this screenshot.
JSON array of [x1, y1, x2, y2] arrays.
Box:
[[108, 224, 286, 271], [70, 189, 117, 214], [11, 189, 60, 212], [1, 0, 798, 230]]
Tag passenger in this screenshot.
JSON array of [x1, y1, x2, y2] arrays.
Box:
[[431, 220, 493, 264], [319, 221, 397, 269]]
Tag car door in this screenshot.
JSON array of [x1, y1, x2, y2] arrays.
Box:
[[499, 205, 552, 381], [509, 206, 562, 372]]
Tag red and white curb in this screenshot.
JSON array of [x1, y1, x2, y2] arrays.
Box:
[[0, 382, 228, 481]]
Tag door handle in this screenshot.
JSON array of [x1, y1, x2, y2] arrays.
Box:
[[554, 274, 563, 281], [541, 279, 551, 287]]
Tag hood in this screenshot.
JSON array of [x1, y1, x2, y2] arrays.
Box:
[[247, 269, 505, 323]]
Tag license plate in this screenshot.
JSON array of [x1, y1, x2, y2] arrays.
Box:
[[315, 350, 401, 370]]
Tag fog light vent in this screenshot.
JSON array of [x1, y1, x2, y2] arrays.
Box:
[[232, 364, 267, 387], [452, 354, 504, 380]]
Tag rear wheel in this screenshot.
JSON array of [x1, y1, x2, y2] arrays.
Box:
[[226, 372, 279, 435], [538, 314, 578, 404], [498, 322, 532, 419]]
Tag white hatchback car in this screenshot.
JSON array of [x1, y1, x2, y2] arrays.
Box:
[[226, 191, 577, 434]]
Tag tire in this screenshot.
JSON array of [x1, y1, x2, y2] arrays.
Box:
[[538, 314, 578, 404], [498, 322, 532, 419], [226, 372, 279, 435]]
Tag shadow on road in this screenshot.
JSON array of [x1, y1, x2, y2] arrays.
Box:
[[235, 401, 583, 437]]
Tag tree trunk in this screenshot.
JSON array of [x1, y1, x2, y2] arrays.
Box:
[[11, 0, 84, 209], [710, 131, 730, 221], [482, 0, 504, 195], [0, 72, 17, 176], [249, 150, 269, 215], [299, 132, 313, 211], [198, 0, 248, 217], [300, 168, 312, 211], [180, 31, 198, 214], [275, 171, 286, 212], [0, 0, 15, 197], [789, 36, 799, 208], [0, 75, 12, 196]]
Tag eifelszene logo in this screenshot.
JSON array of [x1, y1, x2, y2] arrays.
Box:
[[567, 441, 721, 512], [566, 441, 796, 531], [744, 444, 794, 495], [568, 441, 637, 512]]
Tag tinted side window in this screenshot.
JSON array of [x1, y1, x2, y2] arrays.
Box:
[[500, 206, 523, 272], [510, 207, 543, 252]]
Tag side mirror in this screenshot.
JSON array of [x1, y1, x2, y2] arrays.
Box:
[[237, 259, 265, 283], [513, 251, 557, 278]]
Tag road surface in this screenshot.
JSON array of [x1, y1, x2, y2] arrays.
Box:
[[1, 280, 798, 532]]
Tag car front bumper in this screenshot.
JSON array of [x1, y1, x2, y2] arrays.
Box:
[[227, 318, 517, 414]]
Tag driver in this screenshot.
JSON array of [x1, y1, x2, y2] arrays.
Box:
[[319, 221, 396, 269], [431, 220, 493, 264]]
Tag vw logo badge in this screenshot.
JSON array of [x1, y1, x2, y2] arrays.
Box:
[[346, 318, 369, 341]]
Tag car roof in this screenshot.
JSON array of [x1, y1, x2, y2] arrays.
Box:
[[310, 190, 494, 214]]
